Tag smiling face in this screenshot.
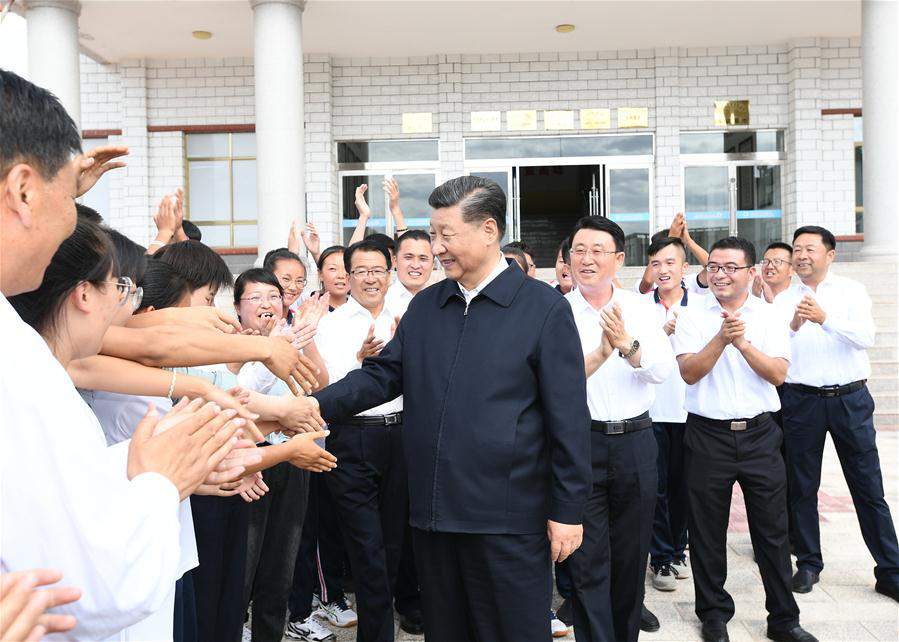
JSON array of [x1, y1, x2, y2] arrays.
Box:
[[569, 228, 624, 293], [555, 250, 572, 293], [237, 281, 284, 333], [320, 251, 349, 300], [348, 249, 389, 313], [792, 233, 834, 283], [649, 243, 689, 295], [429, 205, 501, 289], [272, 258, 307, 308], [761, 246, 793, 289], [708, 247, 755, 303], [396, 238, 433, 292]]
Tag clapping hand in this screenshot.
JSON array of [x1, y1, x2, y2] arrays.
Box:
[[354, 184, 372, 218], [302, 223, 321, 257], [356, 324, 384, 362], [663, 310, 678, 336], [752, 274, 774, 303], [76, 145, 128, 197], [599, 303, 632, 352], [383, 177, 400, 208], [721, 310, 748, 350], [0, 569, 81, 641], [796, 294, 826, 325]]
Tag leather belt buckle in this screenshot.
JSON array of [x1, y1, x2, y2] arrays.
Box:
[[730, 420, 747, 432], [384, 414, 401, 426], [605, 421, 625, 435], [821, 386, 839, 398]]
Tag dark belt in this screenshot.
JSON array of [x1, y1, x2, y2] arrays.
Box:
[[591, 412, 652, 435], [690, 412, 771, 432], [342, 412, 403, 427], [786, 380, 866, 398]]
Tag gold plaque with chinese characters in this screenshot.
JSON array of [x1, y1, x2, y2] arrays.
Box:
[[470, 111, 502, 132], [617, 107, 649, 128], [402, 112, 433, 134], [544, 110, 575, 130], [506, 110, 538, 131], [714, 100, 750, 126], [580, 108, 611, 130]]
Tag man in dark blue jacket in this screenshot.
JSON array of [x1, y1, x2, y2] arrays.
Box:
[[310, 176, 591, 642]]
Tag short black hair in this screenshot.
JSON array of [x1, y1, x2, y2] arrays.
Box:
[[366, 232, 396, 253], [765, 241, 794, 255], [137, 259, 192, 312], [233, 268, 283, 307], [568, 216, 626, 253], [709, 236, 757, 266], [316, 245, 345, 272], [0, 69, 82, 181], [344, 239, 392, 274], [793, 225, 836, 251], [396, 229, 432, 253], [9, 218, 114, 337], [558, 238, 570, 265], [502, 244, 529, 272], [182, 220, 202, 241], [76, 203, 104, 225], [263, 248, 305, 273], [105, 227, 147, 285], [153, 240, 233, 292], [504, 240, 533, 256], [428, 176, 507, 238], [651, 229, 671, 244], [648, 237, 687, 260]]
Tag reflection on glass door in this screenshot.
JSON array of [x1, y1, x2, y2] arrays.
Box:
[[608, 167, 650, 266], [341, 174, 387, 245], [735, 165, 781, 256], [469, 169, 514, 242], [684, 166, 730, 261], [340, 173, 437, 245]]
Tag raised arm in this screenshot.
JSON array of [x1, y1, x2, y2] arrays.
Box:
[[350, 184, 372, 246], [384, 177, 408, 237]]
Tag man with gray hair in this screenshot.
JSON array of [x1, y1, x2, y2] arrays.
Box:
[[310, 176, 591, 642]]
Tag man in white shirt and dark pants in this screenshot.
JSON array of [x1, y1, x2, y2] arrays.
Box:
[[313, 239, 407, 642], [675, 236, 816, 642], [778, 226, 899, 601], [565, 217, 675, 642]]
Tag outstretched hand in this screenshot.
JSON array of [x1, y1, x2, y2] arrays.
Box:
[[76, 145, 129, 197]]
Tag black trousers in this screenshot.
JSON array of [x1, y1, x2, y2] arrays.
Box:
[[685, 413, 799, 630], [190, 494, 250, 642], [649, 421, 689, 568], [326, 421, 409, 642], [555, 560, 573, 601], [244, 460, 309, 642], [412, 529, 551, 642], [174, 572, 198, 642], [289, 472, 348, 621], [569, 427, 657, 642], [782, 384, 899, 584], [393, 522, 422, 617]]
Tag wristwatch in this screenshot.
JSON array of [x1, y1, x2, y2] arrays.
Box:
[[619, 339, 640, 359]]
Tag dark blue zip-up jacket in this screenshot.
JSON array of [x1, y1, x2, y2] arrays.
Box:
[[313, 264, 592, 535]]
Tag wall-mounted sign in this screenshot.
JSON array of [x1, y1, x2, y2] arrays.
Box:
[[402, 112, 433, 134], [617, 107, 649, 128], [580, 108, 611, 130], [544, 110, 574, 130], [471, 111, 502, 132], [506, 110, 537, 131], [714, 100, 750, 126]]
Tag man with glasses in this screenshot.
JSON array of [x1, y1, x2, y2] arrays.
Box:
[[312, 239, 407, 642], [778, 226, 899, 601], [675, 237, 816, 642], [753, 242, 795, 304]]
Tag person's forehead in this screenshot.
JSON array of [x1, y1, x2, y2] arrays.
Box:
[[350, 249, 388, 267], [245, 281, 279, 293], [794, 233, 824, 246], [398, 238, 433, 255], [430, 205, 465, 228], [765, 247, 791, 259], [324, 252, 344, 267], [572, 228, 614, 247], [274, 258, 304, 274], [709, 248, 747, 263], [651, 244, 683, 261]]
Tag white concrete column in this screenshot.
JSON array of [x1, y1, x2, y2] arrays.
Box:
[[251, 0, 305, 259], [25, 0, 81, 128], [859, 0, 898, 260]]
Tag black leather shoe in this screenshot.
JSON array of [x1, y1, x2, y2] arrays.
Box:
[[398, 611, 424, 635], [791, 568, 819, 593], [875, 581, 899, 602], [556, 598, 573, 627], [700, 620, 729, 642], [766, 625, 819, 642], [640, 605, 660, 633]]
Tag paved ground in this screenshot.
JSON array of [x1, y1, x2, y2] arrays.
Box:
[[287, 431, 899, 642]]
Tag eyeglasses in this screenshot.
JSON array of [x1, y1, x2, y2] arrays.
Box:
[[349, 268, 389, 279], [760, 258, 791, 268], [278, 275, 307, 287], [104, 276, 143, 310], [706, 263, 752, 274], [240, 294, 283, 306], [571, 248, 619, 259]]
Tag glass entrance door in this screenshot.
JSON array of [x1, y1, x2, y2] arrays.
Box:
[[607, 167, 651, 266], [683, 165, 731, 259], [735, 164, 782, 254]]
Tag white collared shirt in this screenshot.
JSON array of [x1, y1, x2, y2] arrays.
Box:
[[645, 287, 704, 423], [385, 278, 416, 318], [457, 253, 509, 305], [314, 296, 403, 416], [775, 274, 875, 386], [674, 293, 791, 420], [0, 294, 183, 641], [567, 286, 675, 421]]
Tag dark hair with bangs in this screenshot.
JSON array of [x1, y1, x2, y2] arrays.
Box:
[[316, 245, 345, 272], [153, 240, 233, 293], [104, 228, 147, 286], [137, 259, 192, 312], [8, 218, 115, 337], [233, 268, 283, 306]]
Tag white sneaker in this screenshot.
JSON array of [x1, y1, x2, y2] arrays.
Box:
[[315, 597, 358, 628], [284, 615, 336, 641], [672, 557, 691, 580], [652, 563, 677, 591], [550, 610, 569, 638]]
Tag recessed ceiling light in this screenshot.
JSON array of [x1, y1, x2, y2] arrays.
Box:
[[192, 30, 213, 40], [555, 24, 575, 34]]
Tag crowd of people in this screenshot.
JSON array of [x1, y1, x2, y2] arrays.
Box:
[[2, 67, 898, 642]]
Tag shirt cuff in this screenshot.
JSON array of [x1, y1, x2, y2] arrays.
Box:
[[131, 471, 181, 508]]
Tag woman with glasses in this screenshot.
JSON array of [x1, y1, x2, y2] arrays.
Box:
[[263, 248, 309, 318]]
